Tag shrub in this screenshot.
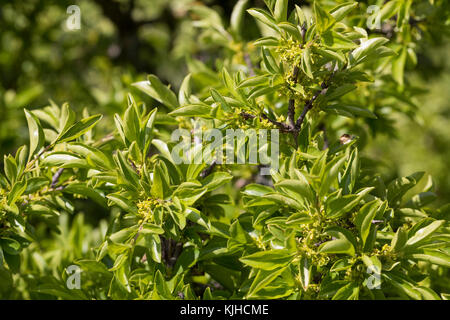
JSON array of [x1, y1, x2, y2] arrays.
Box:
[[0, 0, 449, 300]]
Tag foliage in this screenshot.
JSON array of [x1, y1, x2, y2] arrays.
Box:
[[0, 0, 449, 300]]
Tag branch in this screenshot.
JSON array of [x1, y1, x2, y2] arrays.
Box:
[[295, 68, 337, 131], [240, 112, 292, 132], [288, 65, 300, 130], [92, 133, 115, 147], [51, 168, 65, 188], [200, 160, 217, 179]]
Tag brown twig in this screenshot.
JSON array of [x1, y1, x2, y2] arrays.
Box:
[[51, 168, 65, 188], [295, 68, 337, 131], [240, 112, 293, 133], [199, 159, 217, 179], [288, 65, 300, 131], [92, 133, 115, 147], [25, 144, 54, 172]]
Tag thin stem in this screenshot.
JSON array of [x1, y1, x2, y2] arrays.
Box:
[[25, 143, 54, 172], [51, 168, 65, 188], [200, 159, 217, 179], [295, 68, 337, 131]]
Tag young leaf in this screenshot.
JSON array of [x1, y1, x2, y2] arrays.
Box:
[[55, 114, 102, 144], [240, 249, 294, 270], [24, 109, 45, 161]]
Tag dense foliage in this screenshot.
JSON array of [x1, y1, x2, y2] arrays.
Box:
[[0, 0, 449, 300]]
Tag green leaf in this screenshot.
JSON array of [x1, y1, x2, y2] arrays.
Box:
[[7, 180, 27, 206], [173, 246, 200, 275], [286, 212, 313, 226], [405, 220, 445, 249], [109, 226, 139, 244], [178, 74, 192, 106], [314, 1, 336, 33], [361, 254, 382, 273], [237, 75, 270, 88], [319, 155, 346, 198], [145, 234, 162, 263], [247, 8, 280, 32], [330, 258, 353, 272], [24, 109, 45, 161], [263, 193, 304, 210], [275, 178, 314, 203], [351, 38, 389, 64], [106, 194, 138, 214], [0, 238, 21, 255], [273, 0, 288, 22], [58, 103, 76, 133], [314, 48, 346, 63], [133, 75, 179, 110], [262, 48, 281, 74], [326, 187, 374, 219], [391, 227, 408, 253], [319, 226, 357, 256], [298, 256, 312, 291], [301, 48, 313, 79], [387, 172, 424, 206], [405, 192, 437, 209], [114, 151, 140, 189], [201, 172, 232, 191], [341, 147, 359, 194], [321, 31, 358, 50], [142, 108, 158, 158], [240, 249, 294, 270], [330, 2, 358, 21], [123, 105, 140, 145], [64, 183, 107, 207], [324, 105, 377, 119], [151, 161, 170, 199], [169, 104, 212, 118], [231, 0, 249, 39], [248, 267, 285, 297], [332, 282, 359, 300], [354, 199, 380, 246], [408, 249, 450, 268], [392, 46, 407, 86], [4, 155, 17, 184], [141, 223, 165, 235], [295, 5, 307, 27], [210, 88, 231, 112], [253, 36, 279, 47], [383, 272, 422, 300], [380, 0, 401, 21], [173, 182, 207, 206], [55, 114, 102, 144], [66, 143, 113, 169], [41, 152, 89, 169]]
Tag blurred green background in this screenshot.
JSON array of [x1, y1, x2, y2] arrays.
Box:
[[0, 0, 449, 204]]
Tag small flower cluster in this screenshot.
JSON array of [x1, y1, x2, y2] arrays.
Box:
[[137, 198, 159, 222], [276, 38, 303, 65], [297, 219, 330, 267]]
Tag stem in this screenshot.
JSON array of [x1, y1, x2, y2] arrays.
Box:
[[25, 143, 54, 172], [240, 112, 292, 132], [51, 168, 65, 188], [200, 159, 217, 179], [295, 68, 337, 131]]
